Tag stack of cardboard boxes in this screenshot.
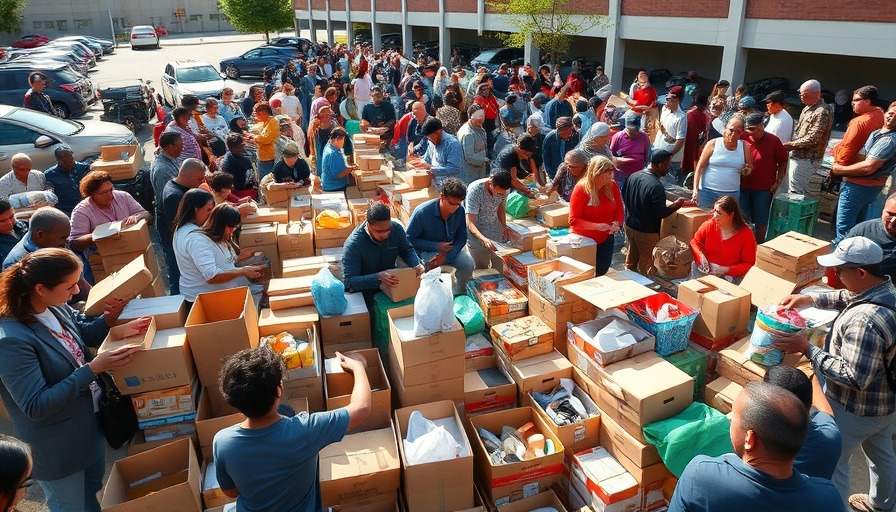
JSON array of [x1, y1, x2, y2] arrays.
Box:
[[92, 219, 162, 296]]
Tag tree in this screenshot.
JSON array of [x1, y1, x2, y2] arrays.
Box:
[[488, 0, 608, 67], [218, 0, 293, 42], [0, 0, 26, 34]]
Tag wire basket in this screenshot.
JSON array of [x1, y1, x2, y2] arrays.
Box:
[[625, 293, 699, 356]]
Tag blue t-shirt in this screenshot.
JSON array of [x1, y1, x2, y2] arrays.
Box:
[[320, 142, 349, 192], [213, 409, 350, 512], [669, 453, 843, 512], [794, 409, 841, 479]]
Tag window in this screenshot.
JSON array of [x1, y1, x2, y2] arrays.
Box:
[[190, 14, 202, 21], [74, 19, 92, 28], [209, 13, 222, 20], [57, 20, 68, 30], [0, 121, 43, 146], [33, 21, 42, 29], [44, 21, 55, 29]]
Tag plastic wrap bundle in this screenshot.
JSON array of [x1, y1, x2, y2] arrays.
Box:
[[748, 307, 807, 366], [9, 190, 58, 210], [310, 268, 347, 316], [414, 267, 455, 336], [314, 209, 351, 230], [453, 295, 485, 335], [403, 411, 462, 464]]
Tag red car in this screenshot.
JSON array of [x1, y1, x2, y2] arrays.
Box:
[[154, 27, 168, 37], [11, 34, 49, 49]]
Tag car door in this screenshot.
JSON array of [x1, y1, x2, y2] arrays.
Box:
[[0, 120, 58, 175], [241, 49, 263, 75], [162, 64, 176, 105], [0, 72, 21, 107], [259, 49, 281, 72]]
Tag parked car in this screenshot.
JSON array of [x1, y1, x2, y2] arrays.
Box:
[[160, 60, 225, 107], [130, 25, 160, 50], [0, 62, 92, 118], [0, 104, 137, 175], [45, 41, 97, 68], [220, 47, 294, 79], [83, 35, 115, 54], [470, 47, 524, 73], [268, 37, 312, 56], [10, 48, 89, 75], [55, 36, 104, 59], [10, 35, 48, 49]]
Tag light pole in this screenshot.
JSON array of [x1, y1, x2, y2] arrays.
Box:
[[108, 0, 117, 47]]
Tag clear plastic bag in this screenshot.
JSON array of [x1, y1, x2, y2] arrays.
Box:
[[311, 268, 348, 316], [403, 411, 461, 465], [8, 190, 58, 209], [414, 267, 455, 336]]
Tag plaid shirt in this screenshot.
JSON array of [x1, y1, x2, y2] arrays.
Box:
[[789, 100, 833, 160], [809, 279, 896, 417]]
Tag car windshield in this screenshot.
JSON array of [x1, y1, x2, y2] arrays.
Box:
[[7, 108, 82, 135], [176, 66, 220, 83], [475, 49, 499, 62]]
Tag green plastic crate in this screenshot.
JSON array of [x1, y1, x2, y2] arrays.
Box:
[[372, 291, 415, 359], [663, 345, 709, 401], [766, 193, 819, 239]]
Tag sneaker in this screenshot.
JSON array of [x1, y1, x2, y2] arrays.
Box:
[[849, 494, 885, 512]]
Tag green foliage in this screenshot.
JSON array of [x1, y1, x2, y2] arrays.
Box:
[[0, 0, 26, 34], [488, 0, 608, 65], [218, 0, 293, 41]]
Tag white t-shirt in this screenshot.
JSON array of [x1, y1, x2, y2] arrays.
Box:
[[271, 92, 302, 122], [766, 110, 794, 143], [174, 224, 249, 302], [201, 113, 229, 140], [654, 106, 688, 163], [353, 74, 373, 103]]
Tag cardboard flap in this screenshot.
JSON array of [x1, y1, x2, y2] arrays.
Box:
[[563, 276, 657, 311], [740, 267, 796, 308], [99, 317, 157, 353]]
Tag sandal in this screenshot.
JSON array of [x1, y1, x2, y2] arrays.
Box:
[[849, 494, 884, 512]]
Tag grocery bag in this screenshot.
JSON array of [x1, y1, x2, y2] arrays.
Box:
[[414, 267, 455, 336], [642, 402, 733, 477], [505, 191, 530, 219], [311, 268, 348, 316], [453, 295, 485, 335]]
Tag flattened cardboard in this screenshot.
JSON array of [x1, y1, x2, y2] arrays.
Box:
[[563, 276, 657, 313], [85, 255, 153, 316], [319, 424, 401, 505]]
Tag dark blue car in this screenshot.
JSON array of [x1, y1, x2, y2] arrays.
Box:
[[219, 46, 298, 79]]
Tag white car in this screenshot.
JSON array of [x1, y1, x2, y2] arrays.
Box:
[[159, 60, 226, 107], [130, 25, 160, 50]]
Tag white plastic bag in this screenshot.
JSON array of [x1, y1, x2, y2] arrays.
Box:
[[403, 411, 461, 465], [413, 267, 455, 336], [8, 190, 57, 209]]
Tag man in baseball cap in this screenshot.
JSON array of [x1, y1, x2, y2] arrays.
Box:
[[775, 236, 896, 512]]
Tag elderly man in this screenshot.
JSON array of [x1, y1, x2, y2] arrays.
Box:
[[847, 192, 896, 278], [4, 207, 73, 269], [415, 118, 462, 187], [776, 237, 896, 512], [669, 382, 842, 511], [783, 80, 834, 195], [406, 101, 432, 158], [0, 153, 52, 200], [831, 95, 892, 244], [457, 105, 490, 183], [654, 85, 688, 186], [542, 117, 580, 181], [44, 145, 91, 217], [361, 85, 397, 146]]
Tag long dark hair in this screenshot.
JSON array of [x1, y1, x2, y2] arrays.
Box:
[[172, 189, 214, 232], [200, 204, 241, 253], [716, 195, 748, 231], [0, 436, 30, 512], [0, 248, 82, 323]]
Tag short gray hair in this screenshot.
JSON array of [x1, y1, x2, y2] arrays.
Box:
[[28, 206, 70, 233], [801, 80, 821, 93], [178, 158, 207, 176]]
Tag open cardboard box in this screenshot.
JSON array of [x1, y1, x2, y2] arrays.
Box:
[[324, 348, 391, 433], [394, 401, 474, 512], [527, 256, 596, 305], [464, 366, 517, 417], [319, 423, 401, 505], [101, 437, 202, 512], [568, 315, 655, 367], [495, 347, 573, 402], [528, 380, 601, 454]]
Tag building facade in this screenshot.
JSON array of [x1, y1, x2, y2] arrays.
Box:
[[295, 0, 896, 99]]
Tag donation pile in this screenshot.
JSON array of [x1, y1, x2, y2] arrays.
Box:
[[531, 379, 595, 426], [478, 422, 556, 464], [261, 331, 314, 370]]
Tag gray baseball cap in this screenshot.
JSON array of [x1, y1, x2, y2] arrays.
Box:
[[817, 237, 883, 267]]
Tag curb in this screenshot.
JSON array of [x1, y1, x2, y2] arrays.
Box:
[[159, 37, 267, 47]]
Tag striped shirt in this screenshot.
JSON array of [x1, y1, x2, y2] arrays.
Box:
[[809, 279, 896, 417]]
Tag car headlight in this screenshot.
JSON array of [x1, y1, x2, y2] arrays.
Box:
[[181, 88, 195, 96]]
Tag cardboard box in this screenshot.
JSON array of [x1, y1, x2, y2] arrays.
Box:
[[660, 206, 711, 241], [139, 275, 165, 298], [537, 204, 570, 228], [502, 251, 544, 290], [257, 306, 318, 337], [401, 188, 440, 213], [185, 287, 260, 391], [717, 336, 810, 387], [353, 133, 383, 145], [545, 235, 597, 265], [267, 275, 315, 296], [570, 447, 640, 511], [464, 367, 517, 416], [100, 438, 202, 512], [263, 181, 301, 206], [281, 254, 338, 278], [91, 144, 142, 180], [239, 222, 278, 246], [202, 461, 235, 509], [100, 323, 196, 395], [596, 403, 662, 469], [394, 401, 474, 512], [469, 407, 565, 507], [678, 276, 751, 345], [131, 380, 199, 428], [102, 244, 157, 275], [401, 170, 432, 190], [566, 343, 693, 442], [527, 257, 596, 306], [387, 305, 465, 371], [288, 194, 312, 221], [568, 316, 655, 367], [319, 423, 401, 505], [506, 219, 549, 252], [756, 231, 831, 287], [243, 206, 289, 225], [527, 288, 597, 355], [321, 292, 371, 346], [93, 219, 152, 257], [529, 381, 601, 454], [358, 154, 387, 171], [117, 295, 188, 330], [705, 376, 743, 414], [382, 267, 420, 302], [127, 430, 200, 458], [325, 348, 391, 432], [194, 387, 243, 462], [268, 291, 315, 310], [491, 316, 555, 362], [495, 347, 573, 398], [85, 254, 153, 316], [389, 349, 465, 407], [496, 489, 567, 512], [466, 275, 529, 326], [241, 241, 280, 278], [562, 276, 657, 313], [740, 266, 800, 309]]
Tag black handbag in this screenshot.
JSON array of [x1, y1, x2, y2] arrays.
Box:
[[97, 372, 138, 449]]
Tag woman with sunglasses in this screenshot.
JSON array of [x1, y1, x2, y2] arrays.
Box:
[[0, 435, 32, 512]]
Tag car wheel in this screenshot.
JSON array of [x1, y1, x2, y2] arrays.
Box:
[[124, 116, 138, 133], [52, 102, 70, 119], [225, 65, 240, 79]]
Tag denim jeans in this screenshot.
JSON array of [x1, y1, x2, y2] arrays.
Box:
[[161, 238, 180, 295], [740, 189, 772, 226], [595, 234, 616, 276], [40, 454, 104, 512], [257, 159, 275, 182], [834, 181, 884, 244], [827, 399, 896, 510], [697, 187, 739, 211]]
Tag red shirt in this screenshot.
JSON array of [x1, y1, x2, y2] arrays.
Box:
[[741, 131, 788, 191], [569, 182, 624, 244], [690, 220, 757, 277], [631, 86, 657, 115], [474, 95, 500, 121]]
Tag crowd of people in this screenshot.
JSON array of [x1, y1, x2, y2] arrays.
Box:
[[0, 40, 894, 512]]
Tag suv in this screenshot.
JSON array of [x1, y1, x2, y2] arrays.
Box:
[[220, 47, 295, 79], [0, 63, 91, 118], [160, 60, 225, 107], [470, 47, 524, 73], [130, 25, 160, 50]]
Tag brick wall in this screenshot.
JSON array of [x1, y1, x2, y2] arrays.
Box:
[[567, 0, 609, 15], [310, 0, 326, 10], [378, 0, 400, 11], [621, 0, 728, 18], [415, 0, 439, 12], [747, 0, 896, 22], [350, 0, 369, 11], [452, 0, 478, 13]]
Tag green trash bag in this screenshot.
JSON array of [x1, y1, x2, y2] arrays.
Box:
[[642, 402, 734, 477], [345, 119, 362, 135], [505, 191, 529, 219], [453, 295, 485, 336]]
